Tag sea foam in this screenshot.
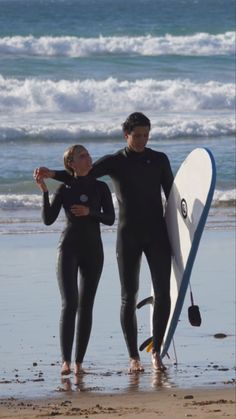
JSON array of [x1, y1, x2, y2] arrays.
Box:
[[0, 76, 234, 115], [0, 190, 235, 210], [0, 117, 234, 142], [0, 32, 234, 57]]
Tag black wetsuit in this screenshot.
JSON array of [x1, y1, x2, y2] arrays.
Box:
[[54, 147, 174, 356], [41, 175, 115, 363]]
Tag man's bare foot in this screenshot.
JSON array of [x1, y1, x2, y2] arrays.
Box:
[[61, 361, 71, 375], [128, 358, 144, 373], [74, 362, 84, 375], [152, 352, 166, 372]]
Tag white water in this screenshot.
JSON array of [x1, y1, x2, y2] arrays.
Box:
[[0, 32, 234, 57]]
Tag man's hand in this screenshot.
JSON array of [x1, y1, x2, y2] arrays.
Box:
[[70, 205, 90, 217], [34, 167, 55, 181]]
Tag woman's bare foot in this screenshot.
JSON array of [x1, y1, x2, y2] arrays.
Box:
[[152, 352, 166, 372], [61, 361, 71, 375], [74, 362, 84, 375], [128, 358, 144, 373]]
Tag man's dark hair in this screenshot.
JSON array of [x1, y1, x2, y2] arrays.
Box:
[[122, 112, 151, 134]]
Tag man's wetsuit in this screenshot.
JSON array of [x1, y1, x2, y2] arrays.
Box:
[[41, 175, 115, 363], [53, 147, 174, 357]]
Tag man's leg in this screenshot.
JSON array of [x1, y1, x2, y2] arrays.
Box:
[[144, 228, 171, 370], [116, 230, 144, 371]]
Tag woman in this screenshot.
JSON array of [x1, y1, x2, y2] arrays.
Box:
[[36, 145, 115, 375]]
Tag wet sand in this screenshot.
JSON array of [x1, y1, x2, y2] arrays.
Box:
[[0, 387, 235, 418], [0, 229, 235, 415]]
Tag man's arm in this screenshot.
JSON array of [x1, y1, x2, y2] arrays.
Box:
[[161, 155, 174, 200], [34, 153, 114, 183], [34, 167, 72, 183], [90, 154, 114, 178]]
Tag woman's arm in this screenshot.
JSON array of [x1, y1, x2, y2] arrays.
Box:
[[70, 183, 115, 225], [89, 183, 115, 226], [35, 177, 63, 225], [41, 190, 62, 225]]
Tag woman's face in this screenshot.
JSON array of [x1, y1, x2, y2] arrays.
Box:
[[71, 147, 92, 175]]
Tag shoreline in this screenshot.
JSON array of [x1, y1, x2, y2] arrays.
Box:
[[0, 387, 235, 418]]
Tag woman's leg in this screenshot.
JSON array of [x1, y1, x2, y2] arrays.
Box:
[[57, 246, 79, 365], [74, 242, 104, 364]]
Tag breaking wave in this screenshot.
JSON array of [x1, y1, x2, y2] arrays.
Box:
[[0, 32, 234, 57]]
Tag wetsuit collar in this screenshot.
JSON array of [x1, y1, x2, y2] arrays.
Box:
[[73, 174, 92, 182], [125, 147, 146, 157]]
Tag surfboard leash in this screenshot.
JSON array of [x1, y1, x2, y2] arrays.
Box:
[[172, 337, 178, 365]]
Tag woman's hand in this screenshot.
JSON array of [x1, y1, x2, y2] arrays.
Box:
[[36, 177, 48, 193], [70, 205, 90, 217], [34, 167, 55, 181]]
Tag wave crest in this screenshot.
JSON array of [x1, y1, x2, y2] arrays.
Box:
[[0, 190, 234, 210], [0, 117, 235, 142], [0, 76, 234, 114], [0, 32, 234, 57]]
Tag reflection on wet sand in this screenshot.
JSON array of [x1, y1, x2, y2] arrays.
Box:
[[151, 370, 172, 389], [59, 367, 173, 394]]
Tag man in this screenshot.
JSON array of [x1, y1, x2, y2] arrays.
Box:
[[34, 112, 174, 372]]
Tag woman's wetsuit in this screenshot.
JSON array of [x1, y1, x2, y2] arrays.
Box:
[[41, 175, 115, 363], [53, 147, 174, 357]]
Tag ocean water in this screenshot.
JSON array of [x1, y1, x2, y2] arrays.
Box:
[[0, 0, 235, 234]]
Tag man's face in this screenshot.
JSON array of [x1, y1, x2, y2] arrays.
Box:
[[124, 126, 150, 152]]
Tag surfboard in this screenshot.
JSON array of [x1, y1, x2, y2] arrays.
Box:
[[138, 147, 216, 359]]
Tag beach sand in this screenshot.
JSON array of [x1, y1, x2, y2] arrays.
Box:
[[0, 387, 235, 418], [0, 228, 235, 417]]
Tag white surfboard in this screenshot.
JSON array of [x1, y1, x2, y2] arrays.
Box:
[[138, 147, 216, 358]]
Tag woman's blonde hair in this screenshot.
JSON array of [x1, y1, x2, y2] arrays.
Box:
[[63, 144, 86, 175]]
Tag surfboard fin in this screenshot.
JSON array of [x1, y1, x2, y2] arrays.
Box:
[[188, 304, 202, 326], [137, 296, 154, 309], [188, 289, 202, 326], [146, 340, 154, 353], [139, 336, 153, 351]]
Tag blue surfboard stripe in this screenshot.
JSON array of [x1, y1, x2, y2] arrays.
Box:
[[161, 148, 216, 358]]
